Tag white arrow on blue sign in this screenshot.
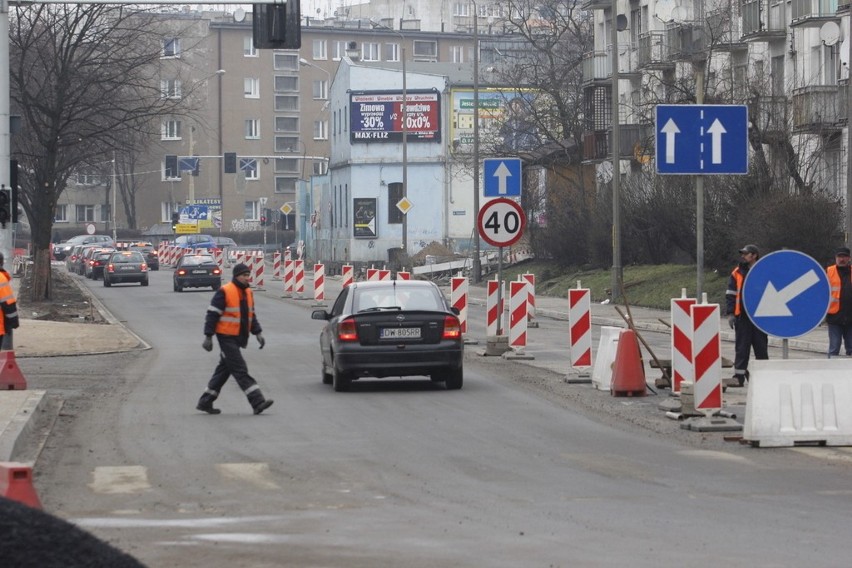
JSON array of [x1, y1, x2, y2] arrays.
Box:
[[483, 158, 522, 197], [655, 104, 749, 175], [742, 250, 830, 338]]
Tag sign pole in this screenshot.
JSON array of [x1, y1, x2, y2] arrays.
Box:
[[695, 70, 704, 300], [497, 246, 503, 335]]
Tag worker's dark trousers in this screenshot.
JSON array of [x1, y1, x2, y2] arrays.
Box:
[[733, 315, 768, 384], [199, 334, 266, 408]]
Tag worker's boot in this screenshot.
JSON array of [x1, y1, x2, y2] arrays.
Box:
[[196, 390, 222, 414], [247, 389, 274, 415]]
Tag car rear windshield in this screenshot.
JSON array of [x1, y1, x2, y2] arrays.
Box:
[[355, 287, 443, 312], [111, 252, 144, 263], [182, 256, 216, 267]]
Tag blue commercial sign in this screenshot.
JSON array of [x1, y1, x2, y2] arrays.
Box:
[[742, 250, 830, 338], [655, 104, 748, 175], [483, 158, 522, 197]]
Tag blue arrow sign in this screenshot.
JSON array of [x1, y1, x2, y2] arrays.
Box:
[[483, 158, 522, 197], [742, 250, 830, 338], [656, 105, 748, 175]]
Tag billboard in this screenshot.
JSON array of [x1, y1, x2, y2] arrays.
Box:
[[353, 198, 377, 238], [350, 90, 441, 143], [450, 89, 540, 152]]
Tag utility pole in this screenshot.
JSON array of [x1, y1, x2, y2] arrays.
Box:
[[472, 2, 482, 283], [610, 0, 622, 301]]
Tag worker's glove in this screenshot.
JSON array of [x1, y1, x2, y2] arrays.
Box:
[[202, 335, 213, 352], [256, 333, 266, 349], [728, 315, 736, 330]]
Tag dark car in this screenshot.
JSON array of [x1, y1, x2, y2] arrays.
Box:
[[103, 251, 149, 287], [54, 235, 114, 261], [311, 280, 464, 392], [173, 254, 222, 292], [84, 248, 115, 280], [129, 243, 159, 270], [174, 234, 217, 251], [64, 244, 87, 273], [71, 245, 100, 275]]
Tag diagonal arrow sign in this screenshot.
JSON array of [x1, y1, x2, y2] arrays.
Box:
[[707, 119, 727, 164], [493, 162, 512, 195], [661, 119, 680, 164], [754, 270, 820, 317]]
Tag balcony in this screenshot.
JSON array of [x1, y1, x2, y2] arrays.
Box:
[[706, 9, 748, 51], [741, 0, 788, 42], [747, 95, 788, 141], [582, 123, 647, 162], [581, 45, 641, 85], [638, 31, 674, 69], [667, 23, 706, 60], [792, 85, 843, 132], [790, 0, 839, 26], [582, 0, 611, 10]]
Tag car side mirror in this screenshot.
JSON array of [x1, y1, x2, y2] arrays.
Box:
[[311, 310, 330, 321]]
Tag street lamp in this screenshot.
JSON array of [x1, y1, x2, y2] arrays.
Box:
[[472, 1, 481, 283]]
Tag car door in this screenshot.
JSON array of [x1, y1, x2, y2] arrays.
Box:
[[321, 287, 349, 366]]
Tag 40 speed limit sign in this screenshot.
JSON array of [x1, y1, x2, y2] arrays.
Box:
[[477, 197, 526, 248]]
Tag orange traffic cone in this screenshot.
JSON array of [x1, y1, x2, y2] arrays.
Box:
[[610, 329, 647, 397], [0, 462, 42, 509], [0, 350, 27, 390]]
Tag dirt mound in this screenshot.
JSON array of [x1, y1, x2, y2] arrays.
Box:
[[17, 268, 106, 324], [410, 242, 461, 265]]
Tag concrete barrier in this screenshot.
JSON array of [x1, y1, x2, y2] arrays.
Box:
[[591, 326, 622, 391], [743, 359, 852, 447]]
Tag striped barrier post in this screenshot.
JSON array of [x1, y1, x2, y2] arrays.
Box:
[[508, 280, 528, 352], [692, 302, 723, 416], [342, 264, 354, 288], [486, 279, 504, 336], [522, 273, 537, 327], [272, 251, 282, 280], [379, 269, 391, 281], [294, 260, 305, 298], [251, 253, 265, 290], [671, 293, 697, 394], [367, 267, 379, 281], [213, 248, 225, 269], [283, 259, 294, 297], [568, 285, 593, 372], [313, 263, 325, 304], [451, 277, 468, 334], [396, 271, 411, 280]]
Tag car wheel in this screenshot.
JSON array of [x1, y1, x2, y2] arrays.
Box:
[[141, 279, 149, 287], [332, 364, 351, 392], [321, 361, 333, 385], [103, 277, 111, 287], [176, 282, 183, 292], [444, 367, 463, 390]]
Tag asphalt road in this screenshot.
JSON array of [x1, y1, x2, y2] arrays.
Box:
[[22, 269, 852, 567]]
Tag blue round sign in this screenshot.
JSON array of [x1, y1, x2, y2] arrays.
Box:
[[741, 250, 830, 338]]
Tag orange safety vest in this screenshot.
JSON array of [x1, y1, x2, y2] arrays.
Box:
[[827, 265, 851, 315], [214, 282, 254, 336], [730, 268, 745, 316], [0, 270, 16, 336]]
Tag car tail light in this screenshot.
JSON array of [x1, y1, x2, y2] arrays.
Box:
[[177, 269, 187, 276], [107, 264, 115, 273], [141, 263, 148, 271], [442, 315, 461, 340], [338, 318, 358, 342], [213, 268, 222, 275]]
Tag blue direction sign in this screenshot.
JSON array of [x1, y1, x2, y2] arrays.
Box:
[[656, 105, 748, 175], [742, 250, 830, 338], [483, 158, 522, 197]]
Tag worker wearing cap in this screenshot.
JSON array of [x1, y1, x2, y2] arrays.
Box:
[[0, 252, 19, 349], [725, 244, 768, 387], [826, 246, 852, 357], [196, 262, 273, 415]]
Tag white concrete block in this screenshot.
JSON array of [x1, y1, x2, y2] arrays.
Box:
[[591, 326, 622, 391]]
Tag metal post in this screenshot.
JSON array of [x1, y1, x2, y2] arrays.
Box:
[[402, 47, 408, 261], [695, 69, 705, 299], [847, 11, 852, 246], [472, 4, 482, 283], [0, 1, 11, 267], [610, 0, 622, 301]]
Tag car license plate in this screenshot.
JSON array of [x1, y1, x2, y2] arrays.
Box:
[[120, 266, 135, 270], [380, 327, 421, 339], [192, 269, 207, 274]]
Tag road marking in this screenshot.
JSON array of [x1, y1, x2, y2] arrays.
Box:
[[216, 462, 280, 490], [89, 465, 151, 494]]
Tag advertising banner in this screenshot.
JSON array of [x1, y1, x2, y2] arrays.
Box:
[[353, 198, 377, 238], [350, 90, 441, 143]]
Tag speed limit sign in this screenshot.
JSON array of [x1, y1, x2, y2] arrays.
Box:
[[477, 197, 526, 248]]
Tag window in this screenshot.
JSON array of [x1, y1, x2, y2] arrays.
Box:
[[76, 205, 96, 223], [160, 79, 182, 99], [313, 120, 328, 140], [333, 40, 349, 60], [275, 136, 300, 152], [413, 40, 437, 60], [451, 45, 464, 63], [312, 79, 328, 100], [245, 119, 260, 139], [75, 170, 101, 185], [275, 95, 299, 111], [239, 158, 259, 180], [388, 183, 403, 224], [244, 77, 260, 98], [312, 161, 328, 175], [161, 202, 180, 222], [243, 36, 257, 57], [312, 39, 327, 60], [275, 158, 300, 173], [100, 204, 110, 223], [162, 38, 180, 58], [163, 157, 181, 181], [385, 43, 400, 62], [245, 201, 260, 221], [162, 119, 181, 140], [273, 53, 299, 71], [275, 116, 299, 132], [362, 42, 380, 61], [274, 75, 299, 92], [275, 177, 298, 193], [453, 2, 471, 16], [55, 204, 68, 223]]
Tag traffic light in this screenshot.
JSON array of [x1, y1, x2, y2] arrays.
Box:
[[253, 3, 301, 49], [171, 212, 179, 231], [260, 207, 270, 226], [223, 152, 237, 174], [10, 160, 18, 223], [0, 186, 10, 229]]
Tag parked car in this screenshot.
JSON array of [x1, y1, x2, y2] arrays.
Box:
[[173, 254, 222, 292], [54, 235, 114, 261], [212, 236, 237, 248], [64, 244, 87, 273], [103, 250, 149, 287], [174, 234, 217, 251], [311, 280, 464, 392], [85, 249, 115, 280], [68, 245, 98, 275], [129, 243, 159, 270]]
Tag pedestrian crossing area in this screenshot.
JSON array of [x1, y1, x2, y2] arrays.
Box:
[[87, 462, 281, 494]]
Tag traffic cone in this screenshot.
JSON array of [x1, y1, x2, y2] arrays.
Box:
[[610, 329, 647, 397], [0, 350, 27, 390], [0, 462, 42, 509]]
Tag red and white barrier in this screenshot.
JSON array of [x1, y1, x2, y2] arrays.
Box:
[[251, 253, 265, 290], [313, 263, 325, 303], [671, 295, 697, 394], [272, 251, 282, 280], [508, 281, 528, 351], [294, 260, 305, 297], [213, 248, 225, 269], [691, 303, 722, 416], [284, 248, 292, 262], [522, 273, 536, 324], [451, 277, 468, 333], [568, 286, 592, 369], [397, 271, 411, 280], [379, 269, 391, 281], [283, 259, 294, 296], [486, 279, 504, 336], [342, 264, 354, 288], [367, 267, 379, 281]]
